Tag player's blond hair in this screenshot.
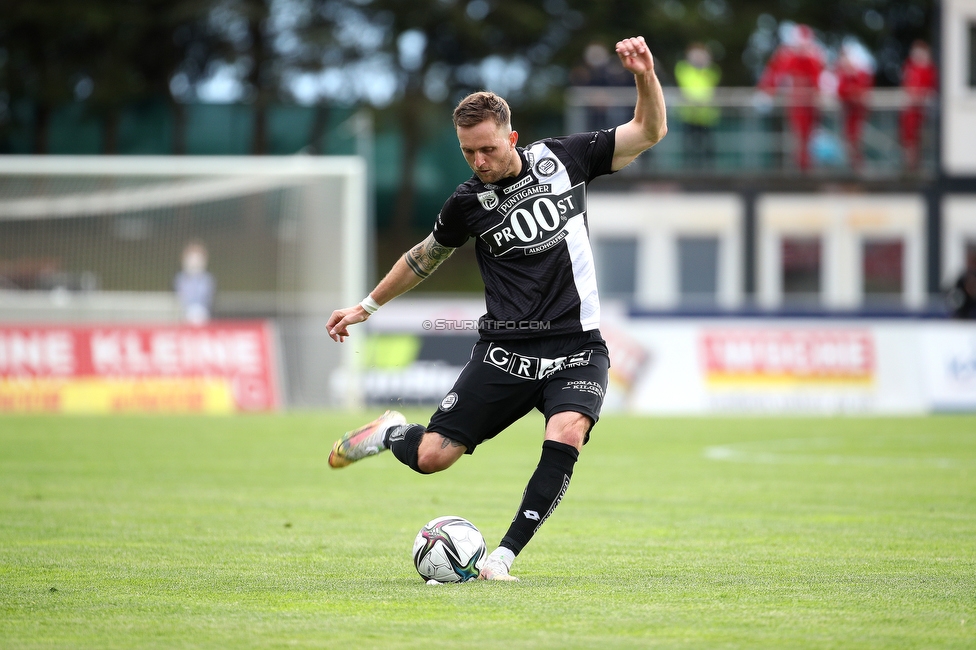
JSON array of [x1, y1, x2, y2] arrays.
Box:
[[452, 91, 511, 129]]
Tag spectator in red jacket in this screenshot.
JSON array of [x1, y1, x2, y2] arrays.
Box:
[[758, 24, 825, 171], [835, 48, 874, 171], [900, 40, 938, 171]]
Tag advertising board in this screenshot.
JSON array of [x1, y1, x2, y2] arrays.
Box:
[[921, 324, 976, 411], [603, 317, 933, 414], [0, 322, 280, 413]]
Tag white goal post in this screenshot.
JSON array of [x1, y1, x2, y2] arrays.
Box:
[[0, 155, 368, 408]]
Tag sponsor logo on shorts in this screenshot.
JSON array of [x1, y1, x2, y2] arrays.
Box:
[[483, 343, 592, 380], [561, 379, 605, 398], [439, 392, 459, 411]]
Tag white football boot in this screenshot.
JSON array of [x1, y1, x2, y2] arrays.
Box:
[[328, 410, 406, 469], [478, 549, 519, 582]]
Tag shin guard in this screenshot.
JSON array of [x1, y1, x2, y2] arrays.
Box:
[[500, 440, 579, 555]]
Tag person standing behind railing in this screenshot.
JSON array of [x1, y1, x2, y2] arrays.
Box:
[[900, 40, 938, 172], [758, 24, 825, 171], [174, 240, 215, 325], [674, 43, 721, 169], [835, 48, 874, 172]]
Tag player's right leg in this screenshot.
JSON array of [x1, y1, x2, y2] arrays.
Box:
[[328, 410, 406, 468], [414, 431, 467, 473]]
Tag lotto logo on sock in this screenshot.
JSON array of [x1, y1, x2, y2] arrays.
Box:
[[522, 510, 540, 521]]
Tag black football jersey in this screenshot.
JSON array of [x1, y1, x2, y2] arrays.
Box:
[[432, 129, 616, 340]]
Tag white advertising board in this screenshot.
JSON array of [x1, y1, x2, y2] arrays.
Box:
[[603, 316, 966, 415], [920, 324, 976, 411]]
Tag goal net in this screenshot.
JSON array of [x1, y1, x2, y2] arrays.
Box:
[[0, 156, 368, 408]]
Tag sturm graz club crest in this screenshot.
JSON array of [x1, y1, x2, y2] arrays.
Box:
[[439, 392, 459, 411], [477, 190, 499, 211], [534, 157, 558, 177]]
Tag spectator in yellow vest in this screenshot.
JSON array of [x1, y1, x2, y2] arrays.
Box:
[[674, 43, 721, 169]]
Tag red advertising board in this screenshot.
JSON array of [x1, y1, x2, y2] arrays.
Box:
[[701, 329, 875, 385], [0, 322, 280, 413]]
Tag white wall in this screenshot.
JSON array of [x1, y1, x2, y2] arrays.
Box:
[[756, 194, 927, 309], [588, 193, 744, 308]]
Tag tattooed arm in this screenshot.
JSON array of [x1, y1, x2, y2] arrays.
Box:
[[402, 232, 456, 280], [328, 233, 456, 342]]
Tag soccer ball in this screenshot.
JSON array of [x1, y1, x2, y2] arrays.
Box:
[[412, 516, 487, 583]]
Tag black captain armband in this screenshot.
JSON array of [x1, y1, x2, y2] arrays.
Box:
[[404, 234, 455, 279]]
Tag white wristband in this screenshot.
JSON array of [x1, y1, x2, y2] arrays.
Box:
[[360, 295, 381, 315]]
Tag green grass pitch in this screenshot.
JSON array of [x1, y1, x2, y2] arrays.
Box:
[[1, 412, 974, 649]]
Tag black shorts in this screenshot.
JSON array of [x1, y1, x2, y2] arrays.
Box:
[[427, 330, 610, 454]]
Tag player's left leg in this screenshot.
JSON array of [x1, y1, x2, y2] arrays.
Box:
[[480, 345, 609, 581], [480, 411, 591, 582]]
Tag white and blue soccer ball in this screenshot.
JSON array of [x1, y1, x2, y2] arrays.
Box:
[[412, 516, 487, 583]]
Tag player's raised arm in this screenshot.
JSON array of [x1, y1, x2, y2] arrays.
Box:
[[611, 35, 668, 172], [327, 232, 456, 342]]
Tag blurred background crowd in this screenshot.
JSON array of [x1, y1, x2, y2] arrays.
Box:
[[0, 1, 938, 233]]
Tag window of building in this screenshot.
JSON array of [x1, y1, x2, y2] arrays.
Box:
[[781, 237, 821, 303], [862, 238, 904, 299], [678, 236, 719, 305], [970, 24, 976, 87], [596, 237, 638, 299]]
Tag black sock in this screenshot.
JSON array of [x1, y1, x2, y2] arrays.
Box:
[[386, 424, 429, 475], [500, 440, 579, 556]]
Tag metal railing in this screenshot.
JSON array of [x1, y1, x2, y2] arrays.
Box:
[[565, 86, 938, 178]]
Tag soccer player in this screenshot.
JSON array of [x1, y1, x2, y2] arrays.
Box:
[[325, 35, 667, 581]]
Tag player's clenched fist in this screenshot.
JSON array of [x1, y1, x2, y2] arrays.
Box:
[[615, 36, 654, 75]]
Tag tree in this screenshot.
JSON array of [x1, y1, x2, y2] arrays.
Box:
[[129, 0, 233, 154], [303, 0, 588, 238], [0, 0, 234, 154], [219, 0, 276, 154], [0, 0, 89, 153]]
